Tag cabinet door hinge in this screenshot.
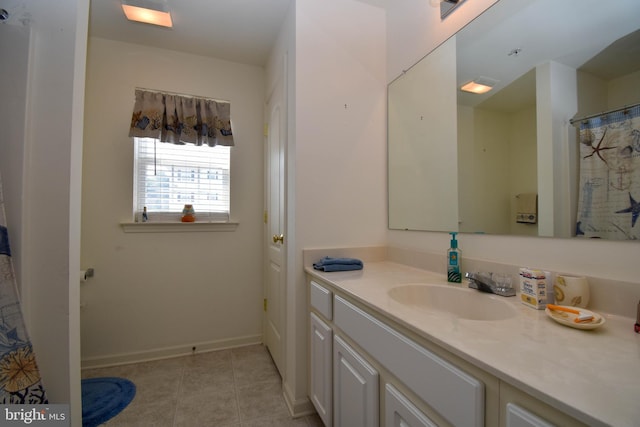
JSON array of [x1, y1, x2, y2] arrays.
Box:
[[263, 298, 268, 312], [263, 123, 269, 137], [264, 210, 268, 224]]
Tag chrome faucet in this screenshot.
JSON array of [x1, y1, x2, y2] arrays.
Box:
[[465, 272, 516, 297]]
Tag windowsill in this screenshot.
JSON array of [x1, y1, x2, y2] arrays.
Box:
[[120, 221, 239, 233]]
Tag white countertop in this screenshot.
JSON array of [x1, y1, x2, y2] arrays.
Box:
[[306, 261, 640, 427]]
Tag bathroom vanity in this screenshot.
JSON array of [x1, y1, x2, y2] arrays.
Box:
[[306, 254, 639, 427]]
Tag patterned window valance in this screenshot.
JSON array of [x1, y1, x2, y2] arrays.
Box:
[[128, 89, 234, 146]]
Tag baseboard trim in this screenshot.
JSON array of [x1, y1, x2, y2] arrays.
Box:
[[81, 334, 263, 369], [283, 381, 315, 418]]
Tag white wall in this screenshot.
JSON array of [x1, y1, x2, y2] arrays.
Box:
[[608, 69, 640, 108], [0, 0, 88, 420], [387, 0, 637, 285], [389, 37, 458, 232], [576, 71, 608, 118], [608, 71, 640, 108], [459, 107, 512, 234], [458, 104, 537, 236], [577, 61, 640, 116], [0, 24, 29, 292], [386, 0, 499, 80], [285, 0, 388, 412], [508, 105, 538, 236], [536, 61, 577, 238], [27, 0, 87, 407], [81, 38, 266, 363], [69, 3, 89, 421]]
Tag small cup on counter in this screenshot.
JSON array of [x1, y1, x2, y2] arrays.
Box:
[[554, 275, 589, 308], [493, 274, 513, 293]]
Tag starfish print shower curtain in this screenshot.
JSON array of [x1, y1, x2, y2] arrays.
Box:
[[576, 104, 640, 240], [0, 173, 47, 403]]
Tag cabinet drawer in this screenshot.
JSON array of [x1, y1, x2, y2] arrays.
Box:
[[310, 280, 333, 320], [334, 295, 484, 427]]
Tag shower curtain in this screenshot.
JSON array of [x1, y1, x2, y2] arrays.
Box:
[[575, 105, 640, 240], [0, 173, 48, 403]]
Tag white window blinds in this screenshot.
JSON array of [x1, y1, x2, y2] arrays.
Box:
[[134, 137, 230, 222]]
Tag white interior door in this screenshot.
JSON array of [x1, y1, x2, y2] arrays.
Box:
[[265, 66, 286, 376]]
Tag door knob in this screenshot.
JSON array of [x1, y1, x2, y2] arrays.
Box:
[[272, 234, 284, 244]]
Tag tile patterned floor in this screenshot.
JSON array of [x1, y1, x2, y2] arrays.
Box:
[[82, 344, 323, 426]]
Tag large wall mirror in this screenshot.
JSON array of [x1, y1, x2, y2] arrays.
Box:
[[388, 0, 640, 239]]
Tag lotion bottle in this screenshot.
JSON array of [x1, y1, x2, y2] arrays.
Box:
[[447, 232, 461, 283]]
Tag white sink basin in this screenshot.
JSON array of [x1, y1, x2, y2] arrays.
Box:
[[388, 283, 517, 321]]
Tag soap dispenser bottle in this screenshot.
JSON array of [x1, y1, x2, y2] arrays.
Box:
[[447, 232, 461, 283]]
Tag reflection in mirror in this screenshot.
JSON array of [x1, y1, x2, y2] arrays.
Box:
[[388, 38, 458, 232], [440, 0, 466, 19], [458, 69, 538, 236], [388, 0, 640, 239]]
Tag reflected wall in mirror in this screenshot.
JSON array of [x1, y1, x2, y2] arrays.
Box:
[[388, 0, 640, 239]]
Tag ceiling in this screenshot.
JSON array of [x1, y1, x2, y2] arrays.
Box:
[[89, 0, 293, 67], [0, 0, 31, 26], [88, 0, 395, 67], [455, 0, 640, 110], [7, 0, 638, 82], [0, 0, 293, 67]]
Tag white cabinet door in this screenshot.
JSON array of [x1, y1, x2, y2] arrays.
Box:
[[310, 313, 333, 427], [334, 295, 484, 427], [385, 384, 438, 427], [333, 334, 379, 427], [506, 403, 555, 427]]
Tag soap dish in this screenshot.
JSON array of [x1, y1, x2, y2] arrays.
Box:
[[545, 306, 605, 330]]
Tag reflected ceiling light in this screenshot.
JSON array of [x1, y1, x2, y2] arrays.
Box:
[[460, 77, 498, 94], [122, 0, 173, 28]]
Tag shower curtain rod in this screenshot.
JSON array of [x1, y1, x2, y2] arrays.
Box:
[[134, 87, 230, 104], [569, 102, 640, 125]]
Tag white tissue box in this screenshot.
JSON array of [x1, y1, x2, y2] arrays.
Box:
[[519, 268, 548, 310]]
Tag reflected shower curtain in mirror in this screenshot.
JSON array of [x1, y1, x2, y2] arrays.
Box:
[[0, 173, 48, 403], [576, 105, 640, 240]]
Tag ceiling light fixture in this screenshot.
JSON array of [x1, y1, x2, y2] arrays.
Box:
[[460, 77, 498, 94], [122, 0, 173, 28]]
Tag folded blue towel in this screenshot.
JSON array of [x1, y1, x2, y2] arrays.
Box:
[[313, 257, 363, 272], [316, 263, 364, 272]]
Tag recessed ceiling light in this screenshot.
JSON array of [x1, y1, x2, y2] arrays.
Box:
[[460, 77, 498, 94], [122, 0, 173, 28], [460, 81, 493, 94]]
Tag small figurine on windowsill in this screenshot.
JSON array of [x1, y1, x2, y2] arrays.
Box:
[[181, 204, 195, 222], [142, 206, 148, 222]]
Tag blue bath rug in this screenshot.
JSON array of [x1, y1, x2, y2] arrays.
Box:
[[81, 377, 136, 427]]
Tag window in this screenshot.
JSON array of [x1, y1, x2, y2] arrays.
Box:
[[134, 137, 230, 222]]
